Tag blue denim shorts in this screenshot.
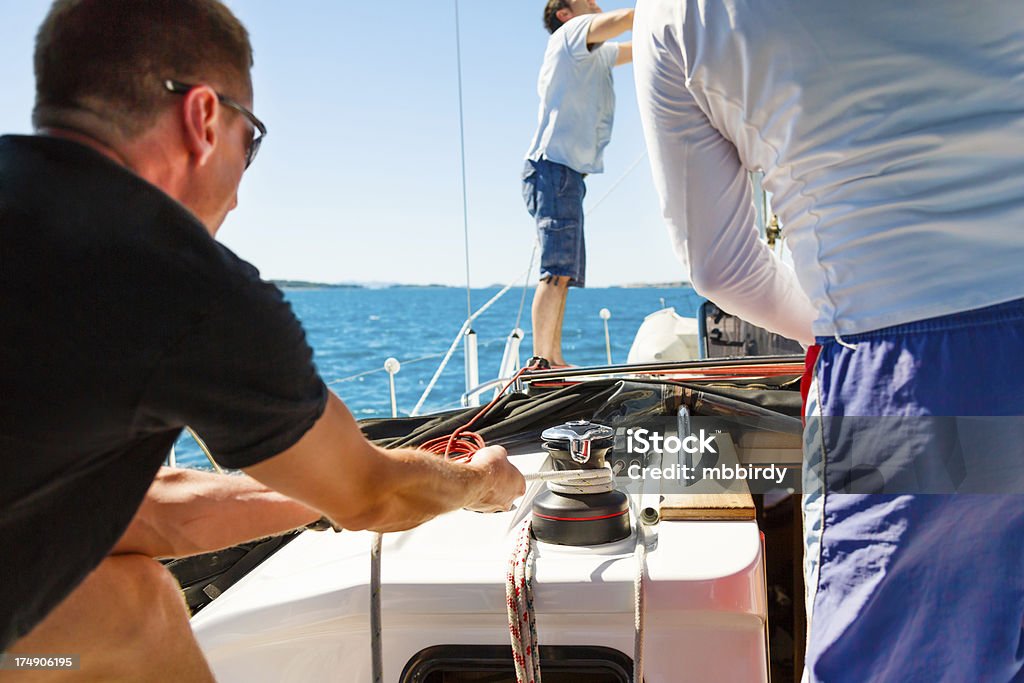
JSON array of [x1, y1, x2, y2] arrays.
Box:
[[522, 158, 587, 287], [802, 298, 1024, 682]]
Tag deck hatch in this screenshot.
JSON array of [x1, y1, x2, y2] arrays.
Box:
[[400, 644, 635, 682]]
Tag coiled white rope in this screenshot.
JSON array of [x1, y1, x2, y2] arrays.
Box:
[[524, 466, 615, 494]]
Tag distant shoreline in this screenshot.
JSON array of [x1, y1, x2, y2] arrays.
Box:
[[273, 280, 692, 290]]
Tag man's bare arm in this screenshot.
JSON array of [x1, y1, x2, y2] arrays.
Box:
[[114, 467, 320, 559], [616, 41, 633, 66], [588, 8, 634, 45], [243, 392, 525, 533]]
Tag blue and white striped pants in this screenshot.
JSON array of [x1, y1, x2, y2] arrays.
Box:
[[801, 298, 1024, 683]]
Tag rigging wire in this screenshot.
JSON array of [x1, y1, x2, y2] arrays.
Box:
[[327, 352, 447, 385], [411, 258, 539, 416], [363, 67, 649, 417], [184, 426, 223, 474], [327, 335, 513, 390], [453, 0, 473, 322], [584, 149, 648, 217], [514, 242, 539, 332]]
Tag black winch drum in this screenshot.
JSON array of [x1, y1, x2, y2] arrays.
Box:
[[531, 490, 631, 546], [532, 421, 631, 546]]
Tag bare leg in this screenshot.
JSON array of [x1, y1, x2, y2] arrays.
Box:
[[0, 555, 215, 683], [552, 279, 569, 361], [531, 275, 570, 365]]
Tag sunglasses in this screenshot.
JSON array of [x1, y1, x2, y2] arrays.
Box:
[[164, 79, 267, 169]]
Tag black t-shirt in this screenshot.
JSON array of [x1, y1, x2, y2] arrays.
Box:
[[0, 135, 327, 651]]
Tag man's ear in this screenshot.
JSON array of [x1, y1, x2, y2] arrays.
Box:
[[179, 86, 220, 168], [556, 7, 573, 24]]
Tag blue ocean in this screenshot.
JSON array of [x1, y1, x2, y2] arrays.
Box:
[[173, 285, 702, 468]]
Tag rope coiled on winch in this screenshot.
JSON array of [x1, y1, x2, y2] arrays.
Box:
[[524, 466, 615, 493]]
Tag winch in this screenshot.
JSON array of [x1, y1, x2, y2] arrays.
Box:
[[531, 420, 631, 546]]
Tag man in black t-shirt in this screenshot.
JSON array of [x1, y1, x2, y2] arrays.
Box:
[[0, 1, 525, 680]]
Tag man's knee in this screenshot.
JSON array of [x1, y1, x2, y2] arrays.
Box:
[[1, 554, 198, 682], [48, 554, 191, 656], [539, 275, 570, 288], [102, 555, 189, 641], [87, 555, 212, 680]]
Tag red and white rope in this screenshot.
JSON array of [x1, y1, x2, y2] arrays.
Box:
[[507, 518, 542, 683]]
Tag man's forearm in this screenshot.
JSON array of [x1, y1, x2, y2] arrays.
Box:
[[251, 442, 504, 534], [243, 392, 524, 534], [588, 8, 634, 44], [330, 445, 496, 533], [114, 467, 320, 558]]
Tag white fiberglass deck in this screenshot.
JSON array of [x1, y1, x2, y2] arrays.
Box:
[[191, 452, 768, 682]]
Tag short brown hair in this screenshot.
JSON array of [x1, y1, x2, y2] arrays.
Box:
[[544, 0, 568, 34], [33, 0, 253, 137]]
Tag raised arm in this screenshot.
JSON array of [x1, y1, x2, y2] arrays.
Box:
[[587, 8, 634, 44], [243, 392, 525, 533]]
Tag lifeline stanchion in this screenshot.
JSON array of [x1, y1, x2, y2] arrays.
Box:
[[464, 328, 480, 408], [370, 532, 383, 683], [600, 308, 613, 365], [373, 357, 398, 683], [384, 357, 401, 418]]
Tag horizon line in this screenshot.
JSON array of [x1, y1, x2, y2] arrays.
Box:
[[271, 279, 694, 290]]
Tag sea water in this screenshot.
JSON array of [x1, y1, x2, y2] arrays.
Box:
[[173, 285, 701, 468]]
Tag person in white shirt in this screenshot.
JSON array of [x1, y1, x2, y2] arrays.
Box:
[[523, 1, 633, 366], [633, 1, 1024, 680]]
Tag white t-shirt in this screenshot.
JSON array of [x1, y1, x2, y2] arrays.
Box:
[[634, 0, 1024, 341], [525, 15, 621, 175]]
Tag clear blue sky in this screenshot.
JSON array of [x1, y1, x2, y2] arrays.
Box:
[[0, 1, 687, 287]]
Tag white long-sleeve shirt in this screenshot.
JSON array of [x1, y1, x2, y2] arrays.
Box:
[[634, 0, 1024, 342]]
